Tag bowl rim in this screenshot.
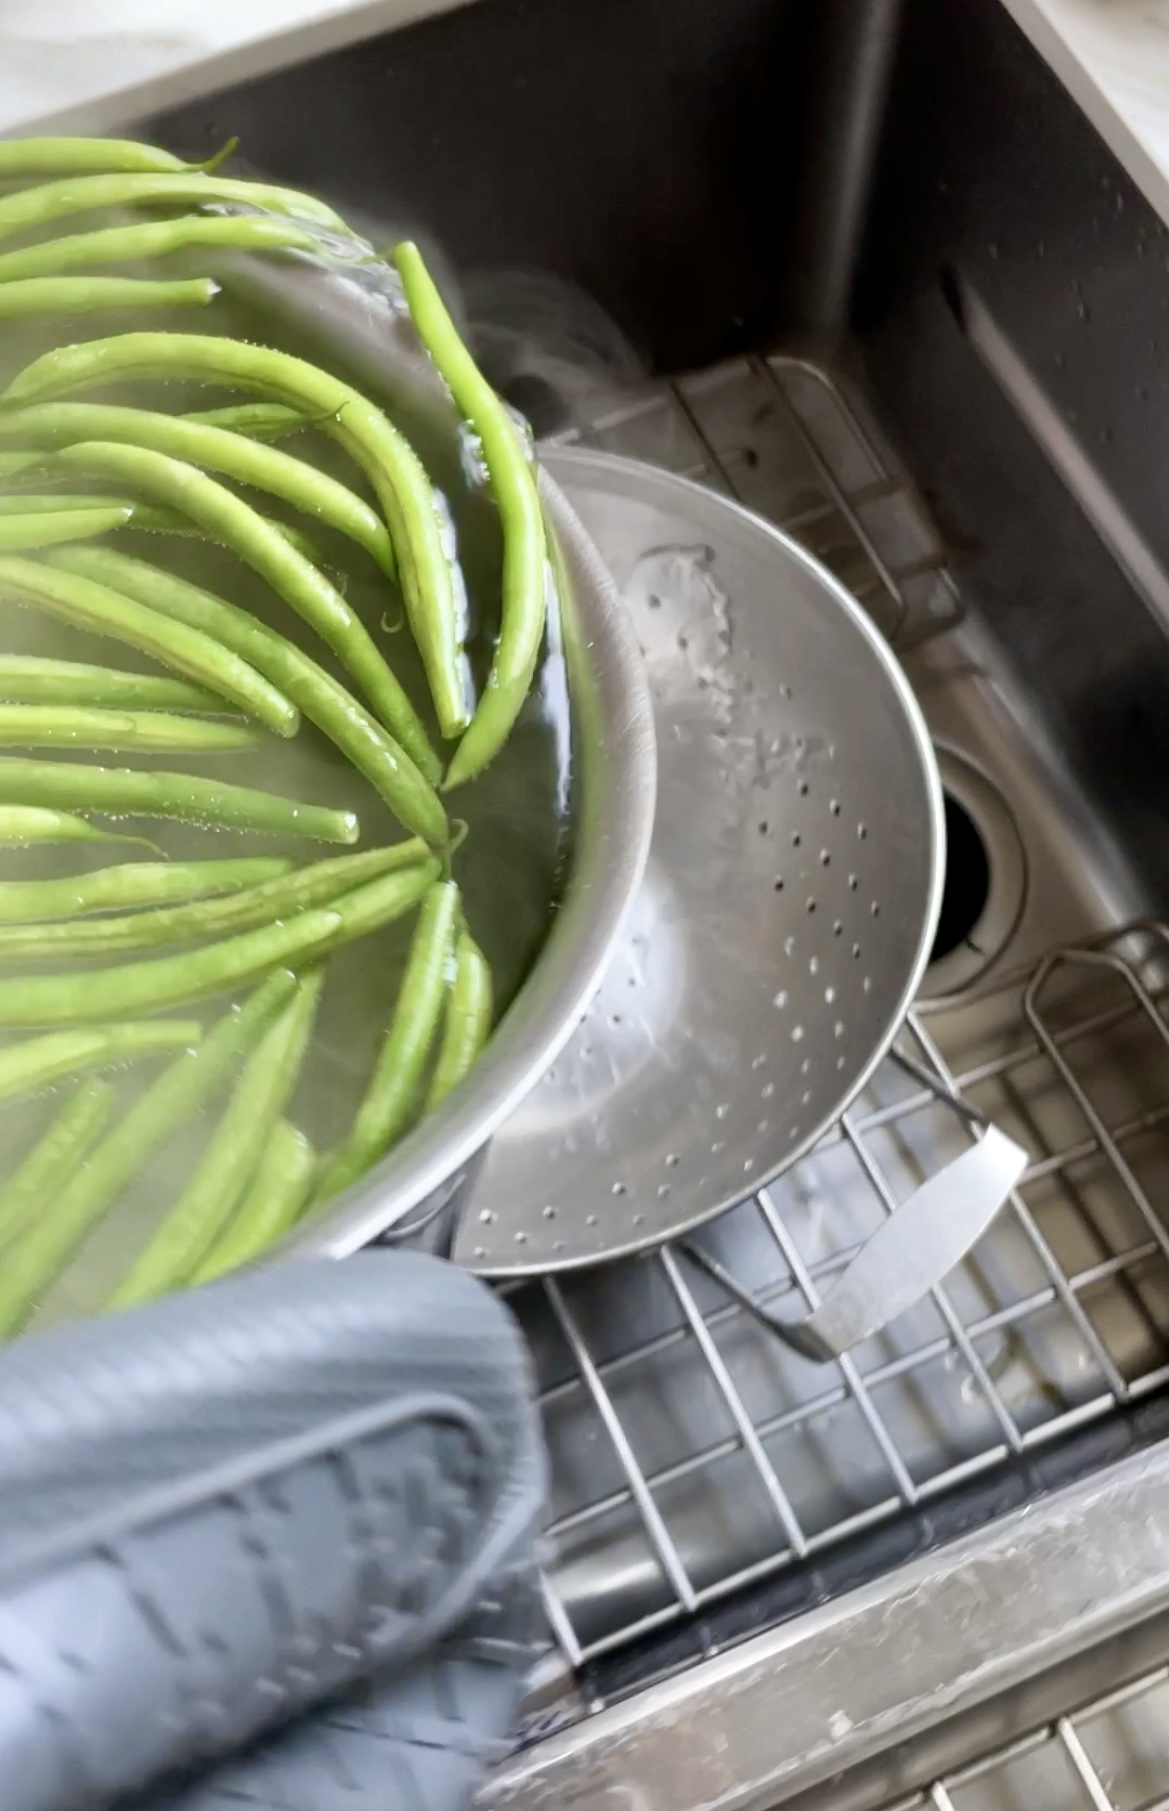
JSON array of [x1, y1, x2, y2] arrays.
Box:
[[288, 461, 658, 1257]]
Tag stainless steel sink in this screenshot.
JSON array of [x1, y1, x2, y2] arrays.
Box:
[[479, 351, 1169, 1810], [141, 0, 1169, 1803]]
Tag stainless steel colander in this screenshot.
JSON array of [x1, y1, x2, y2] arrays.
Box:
[[455, 452, 1025, 1315], [242, 249, 1021, 1335]]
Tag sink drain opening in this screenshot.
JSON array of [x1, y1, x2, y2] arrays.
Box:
[[921, 749, 1028, 999], [930, 794, 991, 962]]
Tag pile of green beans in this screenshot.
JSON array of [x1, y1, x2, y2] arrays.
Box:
[[0, 134, 569, 1330]]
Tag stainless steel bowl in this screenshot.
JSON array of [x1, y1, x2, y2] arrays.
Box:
[[207, 249, 657, 1255], [291, 464, 658, 1256]]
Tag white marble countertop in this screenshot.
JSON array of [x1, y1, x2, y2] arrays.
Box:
[[0, 0, 1168, 236], [999, 1, 1169, 223], [0, 0, 476, 136]]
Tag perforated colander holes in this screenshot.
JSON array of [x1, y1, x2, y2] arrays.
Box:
[[780, 786, 850, 917], [597, 1179, 645, 1230], [785, 1049, 818, 1144], [657, 1150, 681, 1199]]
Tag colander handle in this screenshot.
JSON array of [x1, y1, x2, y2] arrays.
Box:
[[683, 1124, 1028, 1361]]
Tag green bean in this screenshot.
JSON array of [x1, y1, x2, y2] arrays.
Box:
[[0, 506, 132, 550], [0, 483, 328, 562], [0, 1076, 112, 1251], [0, 276, 218, 318], [0, 1020, 202, 1104], [0, 496, 166, 532], [0, 856, 292, 921], [0, 173, 348, 243], [194, 1118, 315, 1284], [0, 653, 238, 713], [0, 805, 158, 850], [0, 493, 125, 513], [0, 214, 321, 284], [0, 859, 437, 1026], [0, 485, 311, 542], [393, 242, 547, 786], [130, 502, 324, 560], [0, 842, 426, 959], [1, 333, 469, 739], [316, 878, 459, 1201], [0, 402, 396, 579], [183, 402, 306, 440], [109, 973, 323, 1306], [0, 138, 235, 180], [0, 970, 296, 1336], [0, 555, 298, 736], [0, 703, 258, 752], [0, 756, 357, 847], [0, 452, 38, 478], [426, 931, 494, 1109], [48, 441, 428, 756], [51, 547, 448, 839]]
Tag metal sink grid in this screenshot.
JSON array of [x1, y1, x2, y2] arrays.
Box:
[[504, 354, 1169, 1690]]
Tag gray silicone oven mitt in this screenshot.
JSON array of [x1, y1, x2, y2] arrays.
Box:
[[0, 1253, 545, 1811]]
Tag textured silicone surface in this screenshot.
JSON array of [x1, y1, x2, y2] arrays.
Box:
[[0, 1254, 544, 1811]]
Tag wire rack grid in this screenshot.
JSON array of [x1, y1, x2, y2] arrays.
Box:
[[886, 1659, 1169, 1811], [516, 359, 1169, 1682], [506, 917, 1169, 1673], [548, 350, 962, 649]]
